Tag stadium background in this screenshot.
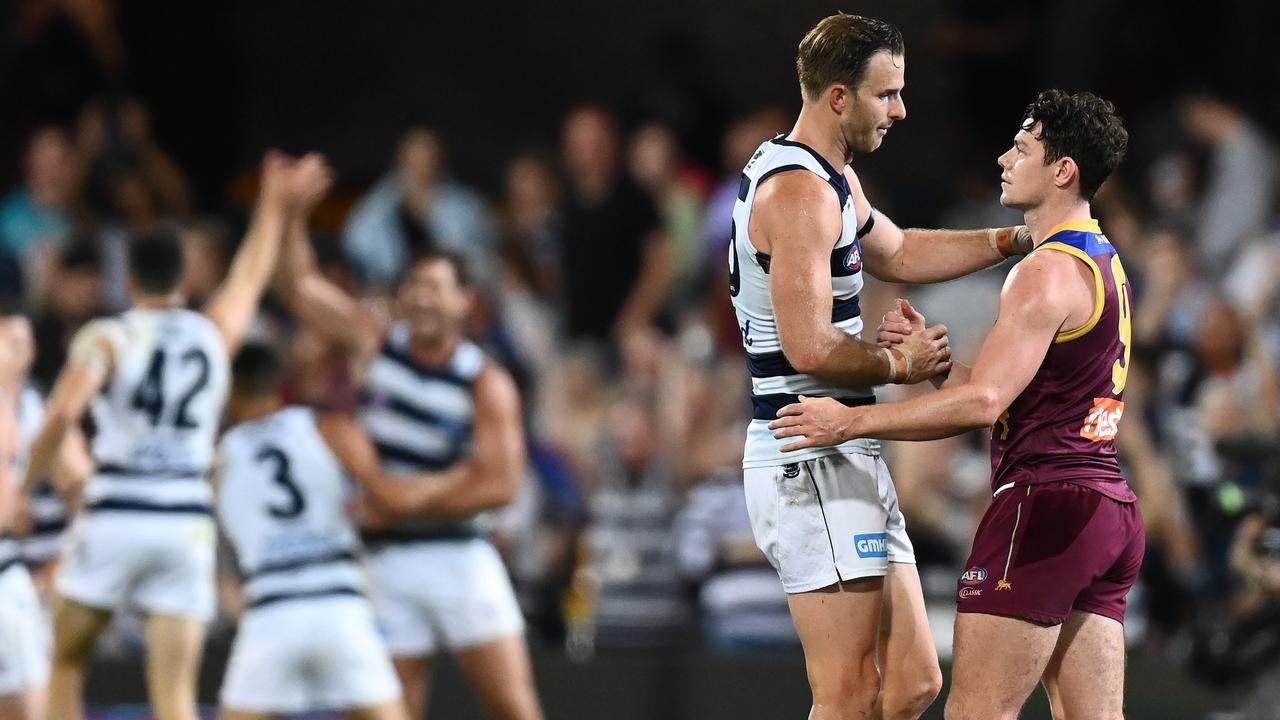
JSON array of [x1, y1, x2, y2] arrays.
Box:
[[4, 0, 1280, 717]]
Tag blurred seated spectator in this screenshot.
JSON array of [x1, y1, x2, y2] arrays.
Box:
[[344, 127, 495, 289], [675, 469, 799, 652], [0, 126, 77, 297], [628, 122, 707, 312]]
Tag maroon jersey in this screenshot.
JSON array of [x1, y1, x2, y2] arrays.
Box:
[[989, 219, 1136, 502]]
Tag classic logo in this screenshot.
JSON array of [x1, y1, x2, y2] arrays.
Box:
[[959, 587, 982, 599], [854, 533, 887, 559], [959, 567, 988, 586]]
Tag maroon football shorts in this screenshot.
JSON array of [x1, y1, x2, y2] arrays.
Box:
[[956, 480, 1145, 626]]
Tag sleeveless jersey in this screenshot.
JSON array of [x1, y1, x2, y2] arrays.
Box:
[[358, 324, 486, 542], [14, 384, 68, 566], [729, 135, 877, 468], [216, 406, 366, 609], [86, 307, 230, 513], [990, 219, 1136, 502]]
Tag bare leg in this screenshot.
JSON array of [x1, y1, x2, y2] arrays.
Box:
[[788, 577, 884, 720], [944, 612, 1061, 720], [0, 688, 45, 720], [875, 563, 942, 719], [46, 596, 111, 720], [219, 710, 273, 720], [452, 633, 543, 720], [145, 613, 206, 720], [1041, 611, 1126, 720], [393, 656, 432, 720]]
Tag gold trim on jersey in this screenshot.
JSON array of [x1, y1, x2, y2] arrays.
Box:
[[1038, 218, 1102, 244], [1034, 241, 1105, 344]]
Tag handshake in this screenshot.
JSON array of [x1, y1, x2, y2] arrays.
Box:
[[876, 298, 952, 385]]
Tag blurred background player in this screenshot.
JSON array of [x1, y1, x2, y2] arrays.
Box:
[[18, 152, 323, 720], [279, 197, 541, 720], [215, 343, 405, 720], [772, 90, 1138, 720], [730, 13, 1034, 719], [0, 305, 48, 720]]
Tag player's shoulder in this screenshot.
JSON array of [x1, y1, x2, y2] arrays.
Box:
[[752, 169, 843, 232], [1003, 247, 1090, 313]]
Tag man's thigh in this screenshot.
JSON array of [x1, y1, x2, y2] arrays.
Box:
[[947, 612, 1060, 720], [1041, 611, 1125, 720]]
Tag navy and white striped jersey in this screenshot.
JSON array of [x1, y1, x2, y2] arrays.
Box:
[[85, 308, 230, 513], [216, 406, 366, 609], [14, 384, 68, 567], [358, 324, 485, 541], [729, 136, 878, 468]]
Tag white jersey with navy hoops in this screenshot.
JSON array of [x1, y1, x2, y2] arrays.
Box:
[[729, 135, 878, 468]]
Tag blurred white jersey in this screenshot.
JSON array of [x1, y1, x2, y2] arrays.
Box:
[[728, 135, 878, 468], [85, 307, 229, 511], [216, 406, 367, 608]]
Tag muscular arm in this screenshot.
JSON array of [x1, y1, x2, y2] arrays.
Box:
[[203, 155, 291, 354], [23, 325, 115, 494], [760, 172, 897, 386], [316, 365, 524, 518], [847, 168, 1025, 284], [277, 216, 384, 370], [773, 250, 1091, 445]]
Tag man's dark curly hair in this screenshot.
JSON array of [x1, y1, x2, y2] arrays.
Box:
[[1022, 90, 1128, 201]]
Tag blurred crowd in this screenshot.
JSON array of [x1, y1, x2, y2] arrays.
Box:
[[4, 1, 1280, 701]]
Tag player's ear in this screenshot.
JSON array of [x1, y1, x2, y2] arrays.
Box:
[[1054, 156, 1079, 191], [827, 84, 848, 114]]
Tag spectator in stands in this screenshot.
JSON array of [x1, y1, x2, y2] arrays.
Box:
[[29, 237, 102, 388], [628, 122, 707, 313], [557, 107, 670, 349], [0, 127, 77, 299], [344, 127, 496, 288]]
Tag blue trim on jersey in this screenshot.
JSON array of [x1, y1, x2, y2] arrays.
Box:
[[360, 527, 484, 545], [379, 346, 475, 388], [359, 391, 472, 435], [84, 498, 212, 515], [245, 586, 363, 610], [96, 463, 205, 480], [1050, 229, 1114, 258], [737, 174, 751, 201], [0, 557, 19, 576], [768, 136, 851, 206], [830, 294, 862, 322], [751, 393, 874, 421], [756, 163, 811, 189], [745, 351, 798, 378], [371, 441, 456, 470], [247, 549, 359, 580]]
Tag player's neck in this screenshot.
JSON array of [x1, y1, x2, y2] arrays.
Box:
[[231, 397, 282, 424], [788, 112, 850, 169], [1024, 198, 1093, 245], [408, 332, 459, 367], [133, 292, 185, 310]]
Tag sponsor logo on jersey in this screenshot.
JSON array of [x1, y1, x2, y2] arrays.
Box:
[[1079, 397, 1124, 442], [782, 464, 800, 479], [854, 532, 887, 558], [959, 587, 982, 599], [997, 579, 1013, 591], [844, 241, 862, 273], [959, 567, 988, 586]]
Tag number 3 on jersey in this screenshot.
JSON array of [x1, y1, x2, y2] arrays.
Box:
[[257, 446, 306, 519]]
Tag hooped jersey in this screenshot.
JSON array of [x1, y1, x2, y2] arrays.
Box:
[[729, 135, 878, 468], [989, 219, 1136, 502], [216, 406, 367, 607], [85, 308, 230, 512]]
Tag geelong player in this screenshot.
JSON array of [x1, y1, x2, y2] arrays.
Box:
[[278, 214, 541, 719], [770, 90, 1139, 719], [215, 343, 406, 720], [730, 13, 1034, 719], [20, 152, 323, 720]]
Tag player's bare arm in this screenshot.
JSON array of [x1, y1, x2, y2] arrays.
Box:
[[848, 167, 1033, 284], [772, 248, 1093, 447], [757, 170, 950, 385], [318, 365, 522, 518], [276, 190, 386, 375], [201, 152, 299, 354], [20, 321, 117, 494]]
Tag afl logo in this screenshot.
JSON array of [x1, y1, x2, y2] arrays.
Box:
[[959, 567, 988, 586], [844, 242, 862, 273]]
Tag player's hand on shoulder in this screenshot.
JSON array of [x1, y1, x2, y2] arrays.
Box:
[[769, 395, 859, 452]]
